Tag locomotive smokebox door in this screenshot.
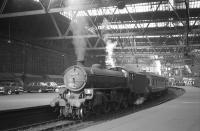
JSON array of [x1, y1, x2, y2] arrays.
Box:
[[64, 65, 87, 92]]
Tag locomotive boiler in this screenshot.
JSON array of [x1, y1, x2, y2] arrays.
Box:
[[50, 63, 168, 119], [64, 64, 127, 92]]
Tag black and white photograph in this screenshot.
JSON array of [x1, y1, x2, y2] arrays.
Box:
[[0, 0, 200, 131]]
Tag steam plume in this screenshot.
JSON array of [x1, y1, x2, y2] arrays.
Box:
[[152, 55, 161, 75], [102, 18, 117, 67], [154, 60, 161, 75], [105, 37, 117, 67], [66, 0, 88, 62], [72, 20, 87, 61]]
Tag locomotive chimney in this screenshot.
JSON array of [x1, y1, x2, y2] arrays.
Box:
[[77, 60, 85, 66]]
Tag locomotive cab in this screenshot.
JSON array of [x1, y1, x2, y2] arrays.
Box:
[[109, 66, 128, 78]]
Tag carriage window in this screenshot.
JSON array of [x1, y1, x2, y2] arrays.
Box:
[[129, 74, 132, 79], [156, 80, 157, 86], [130, 74, 134, 80]]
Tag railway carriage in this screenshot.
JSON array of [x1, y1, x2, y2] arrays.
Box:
[[142, 72, 169, 94]]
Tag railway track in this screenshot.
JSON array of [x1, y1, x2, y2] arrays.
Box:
[[1, 87, 184, 131], [0, 105, 58, 131]]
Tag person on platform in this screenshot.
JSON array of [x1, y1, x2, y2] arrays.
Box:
[[50, 88, 67, 118]]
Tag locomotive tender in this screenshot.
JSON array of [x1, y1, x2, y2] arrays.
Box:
[[50, 63, 168, 119]]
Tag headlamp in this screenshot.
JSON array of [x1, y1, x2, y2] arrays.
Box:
[[84, 89, 93, 94]]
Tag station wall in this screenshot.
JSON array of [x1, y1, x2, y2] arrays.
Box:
[[0, 39, 107, 79], [0, 39, 76, 76]]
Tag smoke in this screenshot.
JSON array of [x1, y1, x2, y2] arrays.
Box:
[[102, 18, 117, 67], [134, 97, 146, 105], [154, 60, 161, 75], [66, 0, 88, 61], [71, 19, 87, 61], [152, 55, 161, 75], [105, 38, 117, 67]]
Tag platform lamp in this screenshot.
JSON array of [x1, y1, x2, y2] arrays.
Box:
[[8, 19, 11, 44], [62, 54, 65, 71]]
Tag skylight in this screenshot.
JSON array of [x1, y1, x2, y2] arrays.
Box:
[[98, 20, 199, 30], [60, 1, 200, 19], [59, 0, 200, 38]]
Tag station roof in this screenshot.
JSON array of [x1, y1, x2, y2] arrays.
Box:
[[0, 0, 200, 66]]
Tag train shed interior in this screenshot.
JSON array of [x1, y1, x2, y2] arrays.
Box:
[[0, 0, 200, 85]]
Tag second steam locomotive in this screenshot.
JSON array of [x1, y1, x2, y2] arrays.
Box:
[[50, 63, 168, 119]]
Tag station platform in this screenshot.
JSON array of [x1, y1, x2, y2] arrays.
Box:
[[80, 86, 200, 131], [0, 93, 57, 111]]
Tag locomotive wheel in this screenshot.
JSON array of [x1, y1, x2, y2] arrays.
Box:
[[103, 102, 111, 113], [144, 87, 150, 100], [77, 108, 83, 119], [113, 102, 120, 111], [102, 96, 110, 113], [72, 109, 77, 119], [128, 93, 134, 107], [121, 99, 128, 109], [93, 105, 102, 115], [78, 106, 87, 120], [114, 93, 124, 111]]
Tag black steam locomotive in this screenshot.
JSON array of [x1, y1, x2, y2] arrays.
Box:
[[50, 63, 168, 119]]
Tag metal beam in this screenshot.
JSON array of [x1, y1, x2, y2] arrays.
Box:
[[0, 38, 66, 55], [95, 52, 185, 57], [142, 0, 163, 35], [32, 28, 200, 40], [49, 14, 62, 36], [38, 0, 47, 12], [33, 34, 99, 40], [0, 0, 7, 14], [0, 9, 45, 18], [0, 5, 99, 19], [64, 10, 78, 36], [47, 0, 52, 11], [86, 38, 93, 48], [86, 44, 200, 50]]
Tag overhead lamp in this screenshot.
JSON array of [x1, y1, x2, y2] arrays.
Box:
[[117, 0, 125, 9], [8, 19, 11, 44], [33, 0, 40, 2], [7, 40, 11, 44]]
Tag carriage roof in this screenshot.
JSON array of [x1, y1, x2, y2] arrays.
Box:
[[140, 72, 167, 80]]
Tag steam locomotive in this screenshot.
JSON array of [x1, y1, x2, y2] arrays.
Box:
[[50, 63, 168, 119]]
